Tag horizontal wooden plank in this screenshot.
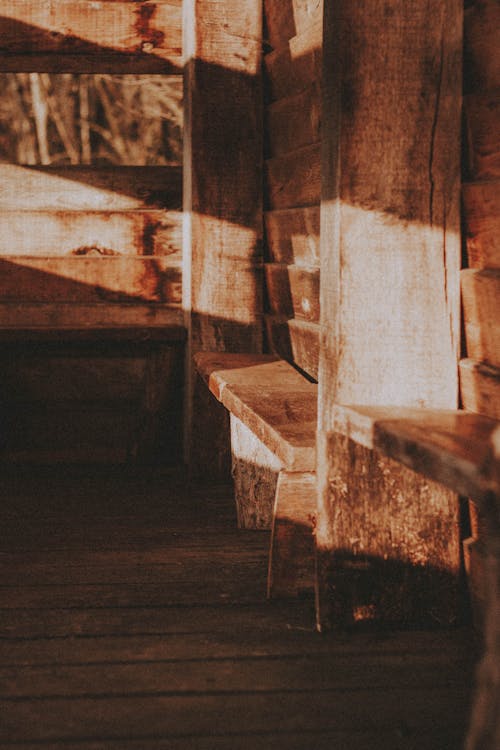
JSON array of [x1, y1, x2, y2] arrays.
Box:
[[332, 405, 500, 503], [265, 264, 319, 322], [0, 302, 184, 330], [465, 0, 500, 92], [265, 143, 321, 210], [266, 84, 320, 158], [461, 269, 500, 367], [288, 265, 320, 322], [264, 0, 323, 51], [264, 264, 293, 317], [0, 257, 181, 304], [288, 318, 319, 379], [0, 2, 182, 63], [465, 93, 500, 180], [0, 52, 182, 74], [264, 315, 319, 381], [0, 211, 182, 257], [459, 358, 500, 421], [0, 165, 182, 210], [265, 207, 320, 266], [463, 180, 500, 268], [0, 355, 148, 402], [265, 22, 322, 102], [0, 687, 469, 743], [194, 352, 317, 471]]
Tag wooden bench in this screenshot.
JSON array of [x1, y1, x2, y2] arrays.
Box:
[[0, 313, 186, 463], [331, 404, 500, 748], [194, 352, 317, 598]]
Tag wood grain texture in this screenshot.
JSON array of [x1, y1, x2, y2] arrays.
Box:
[[266, 84, 321, 158], [194, 352, 317, 471], [288, 318, 319, 379], [265, 206, 320, 266], [264, 263, 293, 317], [465, 93, 500, 180], [265, 143, 321, 210], [0, 211, 182, 258], [0, 301, 184, 330], [0, 1, 182, 62], [462, 269, 500, 367], [460, 358, 500, 420], [264, 22, 322, 103], [264, 0, 323, 51], [463, 180, 500, 268], [464, 0, 500, 92], [288, 265, 320, 322], [268, 471, 316, 598], [317, 0, 462, 630], [230, 414, 282, 530]]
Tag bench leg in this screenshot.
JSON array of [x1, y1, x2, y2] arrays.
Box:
[[230, 414, 282, 529], [267, 471, 316, 598]]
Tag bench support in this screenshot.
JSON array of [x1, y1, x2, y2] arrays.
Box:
[[267, 471, 316, 599]]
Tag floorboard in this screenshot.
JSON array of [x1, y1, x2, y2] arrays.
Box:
[[0, 466, 474, 748]]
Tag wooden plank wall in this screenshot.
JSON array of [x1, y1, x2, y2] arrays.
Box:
[[0, 3, 185, 463], [263, 0, 323, 380], [461, 0, 500, 621]]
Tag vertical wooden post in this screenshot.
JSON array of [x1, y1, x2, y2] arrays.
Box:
[[183, 0, 263, 475], [316, 0, 463, 629]]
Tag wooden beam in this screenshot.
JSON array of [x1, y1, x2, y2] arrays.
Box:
[[0, 2, 182, 71], [462, 269, 500, 368], [460, 358, 500, 421], [463, 180, 500, 268], [464, 93, 500, 180], [265, 143, 321, 210], [265, 207, 320, 266], [264, 0, 323, 52], [266, 84, 320, 158], [264, 22, 322, 103], [183, 0, 263, 474], [317, 0, 462, 629]]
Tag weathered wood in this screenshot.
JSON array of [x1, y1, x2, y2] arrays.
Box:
[[0, 165, 182, 210], [288, 318, 319, 379], [460, 358, 500, 420], [268, 471, 316, 598], [465, 94, 500, 180], [317, 0, 462, 630], [264, 314, 293, 361], [265, 206, 320, 266], [0, 53, 182, 75], [0, 211, 182, 257], [264, 22, 322, 103], [0, 2, 182, 64], [332, 405, 499, 502], [288, 265, 320, 322], [230, 414, 282, 530], [194, 352, 317, 471], [0, 257, 181, 304], [463, 180, 500, 268], [265, 264, 319, 322], [462, 269, 500, 367], [264, 0, 323, 51], [0, 302, 184, 330], [183, 0, 263, 474], [265, 142, 321, 210], [264, 263, 293, 317], [464, 0, 500, 92], [266, 84, 320, 158]]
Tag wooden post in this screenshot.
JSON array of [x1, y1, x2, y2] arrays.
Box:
[[316, 0, 463, 629], [183, 0, 263, 476]]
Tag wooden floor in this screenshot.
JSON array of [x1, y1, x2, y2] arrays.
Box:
[[0, 466, 475, 749]]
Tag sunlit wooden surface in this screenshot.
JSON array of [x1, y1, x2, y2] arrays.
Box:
[[0, 466, 473, 748]]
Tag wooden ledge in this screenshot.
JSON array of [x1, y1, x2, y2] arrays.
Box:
[[333, 405, 500, 505], [194, 352, 317, 471]]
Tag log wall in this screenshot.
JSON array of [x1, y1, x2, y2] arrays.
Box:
[[263, 0, 323, 380]]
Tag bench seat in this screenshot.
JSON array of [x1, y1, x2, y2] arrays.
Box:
[[194, 351, 317, 597]]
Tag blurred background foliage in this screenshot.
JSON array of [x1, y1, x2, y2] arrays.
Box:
[[0, 73, 183, 166]]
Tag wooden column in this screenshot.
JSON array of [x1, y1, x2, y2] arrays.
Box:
[[316, 0, 463, 629], [183, 0, 263, 475]]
